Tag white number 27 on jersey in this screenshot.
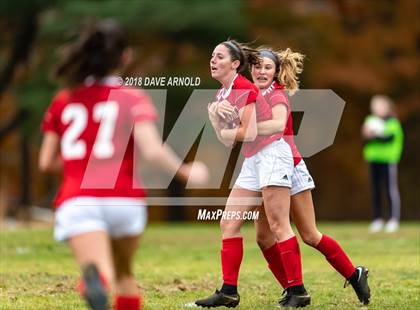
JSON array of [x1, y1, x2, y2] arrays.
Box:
[[61, 101, 119, 160]]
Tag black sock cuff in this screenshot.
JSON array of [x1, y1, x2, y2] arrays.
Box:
[[289, 284, 306, 295], [221, 283, 238, 295], [348, 268, 359, 284]]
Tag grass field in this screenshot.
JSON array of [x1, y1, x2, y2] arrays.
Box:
[[0, 222, 419, 309]]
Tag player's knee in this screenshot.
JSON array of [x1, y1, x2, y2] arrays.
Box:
[[267, 219, 283, 235], [220, 219, 240, 236], [268, 219, 295, 241]]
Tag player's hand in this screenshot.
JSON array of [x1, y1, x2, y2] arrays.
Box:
[[179, 161, 209, 185], [216, 100, 239, 122], [208, 101, 219, 124], [208, 102, 230, 129]]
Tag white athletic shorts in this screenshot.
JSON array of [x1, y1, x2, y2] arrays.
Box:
[[290, 160, 316, 196], [54, 196, 148, 242], [235, 138, 294, 192]]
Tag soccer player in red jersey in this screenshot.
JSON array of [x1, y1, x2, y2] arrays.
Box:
[[250, 47, 370, 306], [38, 20, 208, 310], [195, 40, 308, 308]]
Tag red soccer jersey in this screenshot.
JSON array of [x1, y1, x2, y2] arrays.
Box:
[[243, 81, 289, 157], [215, 74, 258, 111], [41, 77, 158, 208], [215, 74, 275, 157], [265, 81, 302, 166]]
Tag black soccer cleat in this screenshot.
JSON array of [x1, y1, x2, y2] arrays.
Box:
[[82, 264, 109, 310], [278, 288, 311, 308], [344, 266, 370, 305], [195, 290, 240, 308]]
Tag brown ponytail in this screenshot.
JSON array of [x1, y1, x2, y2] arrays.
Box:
[[277, 48, 305, 95], [222, 40, 259, 73]]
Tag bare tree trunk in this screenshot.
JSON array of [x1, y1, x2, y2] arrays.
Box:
[[0, 10, 39, 220], [0, 108, 28, 142], [0, 11, 38, 99], [19, 131, 31, 221]]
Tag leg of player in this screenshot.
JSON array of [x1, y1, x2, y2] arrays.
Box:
[[262, 186, 311, 308], [68, 231, 114, 310], [254, 204, 288, 289], [291, 190, 371, 305], [384, 163, 401, 233], [369, 163, 384, 233], [111, 235, 142, 310], [195, 187, 260, 308]]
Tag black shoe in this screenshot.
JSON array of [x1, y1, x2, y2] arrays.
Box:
[[195, 290, 240, 308], [82, 264, 109, 310], [278, 288, 311, 308], [344, 266, 370, 305]]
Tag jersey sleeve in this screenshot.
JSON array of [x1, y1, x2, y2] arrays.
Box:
[[41, 90, 68, 135], [128, 89, 158, 123], [269, 89, 290, 111], [234, 88, 258, 110]]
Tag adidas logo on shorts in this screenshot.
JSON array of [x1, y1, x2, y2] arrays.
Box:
[[282, 175, 289, 180], [308, 177, 312, 182]]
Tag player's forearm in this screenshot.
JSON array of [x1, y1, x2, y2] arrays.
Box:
[[210, 120, 232, 147], [134, 122, 184, 177], [142, 143, 189, 180], [221, 126, 256, 142], [39, 133, 62, 173], [39, 155, 62, 173], [215, 130, 232, 147], [257, 119, 286, 135]]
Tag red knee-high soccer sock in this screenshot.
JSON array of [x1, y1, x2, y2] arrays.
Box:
[[262, 243, 288, 288], [114, 295, 141, 310], [221, 237, 243, 285], [277, 236, 303, 288], [316, 234, 356, 279]]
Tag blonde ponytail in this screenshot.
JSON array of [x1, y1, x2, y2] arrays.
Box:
[[277, 48, 305, 95]]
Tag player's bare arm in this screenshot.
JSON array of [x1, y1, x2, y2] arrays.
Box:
[[134, 121, 208, 185], [39, 132, 63, 172], [220, 102, 257, 144], [256, 103, 288, 135]]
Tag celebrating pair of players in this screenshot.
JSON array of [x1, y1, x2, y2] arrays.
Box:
[[194, 40, 371, 308]]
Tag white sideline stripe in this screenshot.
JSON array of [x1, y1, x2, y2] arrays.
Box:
[[146, 197, 263, 206], [29, 197, 264, 210]]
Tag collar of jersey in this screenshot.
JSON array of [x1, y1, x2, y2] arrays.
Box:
[[262, 81, 276, 96], [217, 73, 238, 101]]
